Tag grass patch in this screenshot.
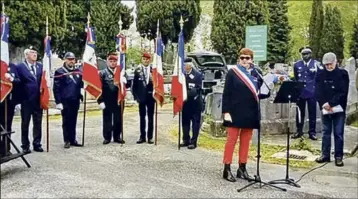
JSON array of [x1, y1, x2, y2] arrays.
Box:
[[351, 120, 358, 128], [169, 125, 319, 169]]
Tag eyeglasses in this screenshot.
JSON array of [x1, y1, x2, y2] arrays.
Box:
[[239, 56, 251, 60]]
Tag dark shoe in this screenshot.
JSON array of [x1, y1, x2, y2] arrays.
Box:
[[335, 158, 344, 167], [23, 148, 31, 154], [315, 156, 331, 163], [179, 142, 189, 147], [223, 164, 236, 182], [34, 147, 44, 152], [237, 163, 254, 181], [291, 133, 303, 139], [114, 139, 125, 144], [188, 144, 196, 149], [71, 141, 83, 147], [136, 139, 146, 144], [148, 139, 154, 144], [64, 142, 70, 149], [103, 140, 110, 145], [309, 134, 318, 140]]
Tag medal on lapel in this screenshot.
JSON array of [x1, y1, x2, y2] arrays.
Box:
[[109, 74, 113, 78]]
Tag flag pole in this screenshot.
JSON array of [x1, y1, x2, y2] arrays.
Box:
[[154, 19, 159, 146], [45, 16, 50, 152], [118, 16, 125, 146], [82, 13, 91, 147], [177, 15, 185, 150]]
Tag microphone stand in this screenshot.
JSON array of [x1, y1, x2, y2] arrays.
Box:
[[237, 67, 286, 192]]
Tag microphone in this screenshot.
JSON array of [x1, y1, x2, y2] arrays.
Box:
[[251, 65, 272, 92]]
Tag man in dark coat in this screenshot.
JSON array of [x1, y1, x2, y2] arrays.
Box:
[[292, 47, 321, 140], [315, 52, 349, 167], [53, 52, 83, 149], [16, 46, 44, 153], [131, 52, 155, 144], [0, 63, 21, 156], [179, 58, 203, 149], [97, 52, 126, 145]]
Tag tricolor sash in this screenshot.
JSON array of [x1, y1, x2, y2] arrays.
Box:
[[232, 66, 259, 102]]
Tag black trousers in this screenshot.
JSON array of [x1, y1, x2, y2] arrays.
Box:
[[21, 100, 43, 149], [296, 97, 317, 135], [61, 99, 80, 144], [139, 95, 155, 140], [182, 102, 201, 145], [0, 99, 16, 155], [102, 103, 122, 141]]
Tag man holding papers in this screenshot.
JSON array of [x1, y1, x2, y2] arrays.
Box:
[[315, 52, 349, 167]]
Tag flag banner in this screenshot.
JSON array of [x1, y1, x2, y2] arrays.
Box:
[[152, 29, 165, 107], [40, 35, 52, 110], [171, 29, 187, 116], [114, 33, 126, 104], [82, 24, 102, 99], [0, 13, 12, 103]]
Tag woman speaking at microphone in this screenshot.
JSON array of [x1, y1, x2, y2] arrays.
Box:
[[221, 48, 270, 182]]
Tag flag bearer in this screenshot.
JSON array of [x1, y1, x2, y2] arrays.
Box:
[[97, 52, 126, 145], [180, 58, 203, 149], [53, 52, 83, 149]]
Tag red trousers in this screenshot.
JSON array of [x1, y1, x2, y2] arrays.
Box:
[[223, 127, 253, 164]]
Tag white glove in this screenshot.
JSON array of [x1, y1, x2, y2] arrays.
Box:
[[80, 88, 85, 96], [223, 113, 232, 122], [4, 73, 14, 82], [99, 102, 106, 110], [15, 104, 21, 112], [56, 103, 64, 110]]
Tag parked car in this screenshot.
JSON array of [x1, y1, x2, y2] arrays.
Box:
[[186, 51, 228, 96]]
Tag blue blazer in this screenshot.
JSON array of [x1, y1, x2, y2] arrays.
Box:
[[16, 61, 43, 104], [293, 59, 320, 99]]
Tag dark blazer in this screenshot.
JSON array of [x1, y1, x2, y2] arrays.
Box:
[[131, 64, 154, 104], [184, 68, 203, 112], [315, 67, 349, 111], [53, 65, 83, 104], [16, 61, 43, 105], [294, 59, 320, 99], [97, 67, 119, 106], [222, 65, 269, 129]]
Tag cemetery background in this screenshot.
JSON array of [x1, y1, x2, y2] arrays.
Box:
[[1, 1, 358, 197]]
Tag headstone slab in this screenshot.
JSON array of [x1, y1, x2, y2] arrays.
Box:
[[345, 58, 358, 105]]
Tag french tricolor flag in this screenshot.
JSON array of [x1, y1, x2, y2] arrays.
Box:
[[0, 13, 12, 103], [82, 23, 102, 99], [114, 33, 126, 104], [152, 20, 165, 107], [171, 28, 187, 116], [40, 35, 51, 110]]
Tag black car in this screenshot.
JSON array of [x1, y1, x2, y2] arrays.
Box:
[[186, 51, 228, 96]]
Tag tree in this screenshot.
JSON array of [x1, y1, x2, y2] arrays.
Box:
[[90, 0, 133, 58], [267, 0, 291, 63], [308, 0, 324, 59], [320, 5, 345, 61], [211, 0, 268, 64], [349, 19, 358, 59], [135, 0, 201, 45], [52, 0, 88, 58], [3, 0, 59, 56]]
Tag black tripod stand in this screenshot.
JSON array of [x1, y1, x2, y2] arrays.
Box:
[[267, 81, 304, 188], [237, 70, 286, 192]]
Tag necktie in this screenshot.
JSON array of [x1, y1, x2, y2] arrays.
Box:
[[31, 65, 36, 77]]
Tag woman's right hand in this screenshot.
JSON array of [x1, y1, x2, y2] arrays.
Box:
[[223, 113, 232, 122]]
